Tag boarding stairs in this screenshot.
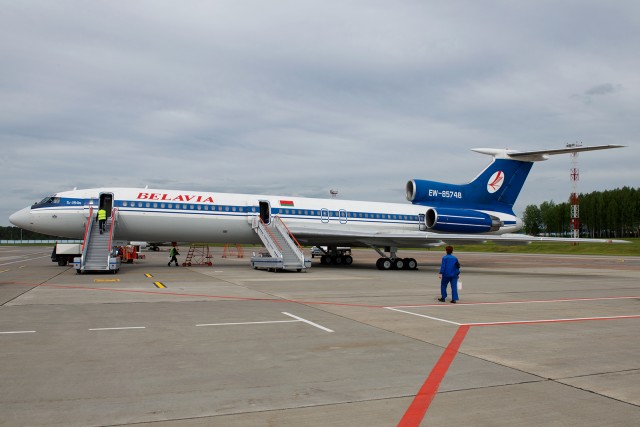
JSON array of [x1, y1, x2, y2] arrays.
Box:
[[74, 208, 121, 274], [251, 216, 310, 272]]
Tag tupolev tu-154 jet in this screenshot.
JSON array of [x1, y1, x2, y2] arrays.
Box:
[[9, 145, 626, 271]]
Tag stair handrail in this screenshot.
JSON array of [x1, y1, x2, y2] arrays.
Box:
[[273, 216, 306, 266], [258, 216, 284, 251], [106, 207, 117, 254], [253, 215, 283, 258], [81, 206, 94, 252], [274, 215, 303, 249], [80, 206, 95, 270]]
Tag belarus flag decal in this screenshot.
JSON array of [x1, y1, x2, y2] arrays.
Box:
[[279, 200, 294, 207]]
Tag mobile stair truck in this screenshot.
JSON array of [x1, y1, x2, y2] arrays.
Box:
[[72, 206, 121, 274], [250, 215, 311, 272]]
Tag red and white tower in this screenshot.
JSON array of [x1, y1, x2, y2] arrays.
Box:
[[568, 142, 582, 239]]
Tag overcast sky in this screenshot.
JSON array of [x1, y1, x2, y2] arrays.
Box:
[[1, 1, 638, 226]]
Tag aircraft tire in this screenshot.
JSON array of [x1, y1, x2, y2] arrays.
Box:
[[393, 258, 404, 270], [377, 258, 392, 270], [334, 256, 342, 265], [322, 255, 332, 265], [405, 258, 418, 270], [344, 255, 353, 265]]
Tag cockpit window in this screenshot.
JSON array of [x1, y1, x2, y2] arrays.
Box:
[[32, 196, 60, 208]]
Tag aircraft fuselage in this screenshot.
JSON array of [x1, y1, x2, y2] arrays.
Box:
[[10, 187, 521, 247]]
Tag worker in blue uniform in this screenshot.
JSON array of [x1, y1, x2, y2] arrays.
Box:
[[438, 245, 460, 303]]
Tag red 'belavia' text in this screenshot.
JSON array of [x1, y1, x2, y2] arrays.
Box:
[[137, 192, 215, 203]]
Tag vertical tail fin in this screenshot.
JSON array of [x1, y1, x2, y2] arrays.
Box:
[[406, 145, 624, 215], [407, 157, 533, 214]]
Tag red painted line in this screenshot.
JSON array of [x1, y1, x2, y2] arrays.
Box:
[[388, 295, 640, 309], [398, 325, 470, 427]]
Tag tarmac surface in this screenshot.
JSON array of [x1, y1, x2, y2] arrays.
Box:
[[1, 245, 639, 427]]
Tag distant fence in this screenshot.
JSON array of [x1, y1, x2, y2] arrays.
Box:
[[0, 240, 82, 245]]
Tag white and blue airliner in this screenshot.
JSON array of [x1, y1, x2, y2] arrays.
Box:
[[9, 145, 625, 270]]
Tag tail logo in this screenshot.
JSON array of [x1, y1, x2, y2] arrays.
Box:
[[487, 171, 504, 193]]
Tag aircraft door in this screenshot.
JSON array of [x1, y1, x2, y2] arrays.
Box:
[[339, 209, 347, 224], [259, 200, 271, 224], [99, 193, 114, 217], [320, 208, 329, 223], [419, 213, 427, 231]]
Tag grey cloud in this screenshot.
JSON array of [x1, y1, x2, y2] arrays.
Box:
[[1, 1, 638, 224], [585, 83, 622, 96]]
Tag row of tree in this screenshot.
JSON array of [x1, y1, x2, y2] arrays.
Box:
[[0, 226, 59, 240], [522, 187, 640, 238]]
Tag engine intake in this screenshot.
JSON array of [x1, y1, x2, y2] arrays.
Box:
[[425, 207, 501, 233]]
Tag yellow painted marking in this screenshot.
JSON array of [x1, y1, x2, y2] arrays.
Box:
[[154, 282, 166, 289], [18, 266, 26, 269], [94, 279, 121, 283], [0, 270, 9, 273], [145, 273, 153, 278]]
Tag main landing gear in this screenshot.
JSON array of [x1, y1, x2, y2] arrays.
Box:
[[374, 246, 417, 270]]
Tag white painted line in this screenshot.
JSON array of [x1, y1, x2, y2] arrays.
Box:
[[0, 330, 36, 334], [282, 312, 334, 333], [0, 255, 50, 267], [196, 320, 299, 327], [89, 327, 146, 331], [385, 307, 462, 326], [467, 314, 640, 326]]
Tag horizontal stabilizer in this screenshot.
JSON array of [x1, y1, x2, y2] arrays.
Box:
[[473, 145, 625, 162]]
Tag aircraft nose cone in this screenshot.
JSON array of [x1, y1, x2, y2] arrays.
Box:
[[9, 207, 31, 229]]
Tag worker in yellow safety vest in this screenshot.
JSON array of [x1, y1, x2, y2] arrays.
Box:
[[97, 208, 107, 234]]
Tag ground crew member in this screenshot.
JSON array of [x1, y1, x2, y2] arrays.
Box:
[[168, 246, 180, 266], [438, 245, 460, 303], [97, 208, 107, 234]]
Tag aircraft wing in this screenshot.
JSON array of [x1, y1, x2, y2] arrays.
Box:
[[289, 226, 628, 248]]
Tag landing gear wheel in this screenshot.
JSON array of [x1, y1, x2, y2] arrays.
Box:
[[323, 255, 332, 265], [404, 258, 418, 270], [334, 256, 342, 265], [376, 258, 392, 270], [344, 255, 353, 265], [393, 258, 405, 270]]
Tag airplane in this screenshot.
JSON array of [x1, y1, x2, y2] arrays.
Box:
[[9, 145, 626, 271]]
